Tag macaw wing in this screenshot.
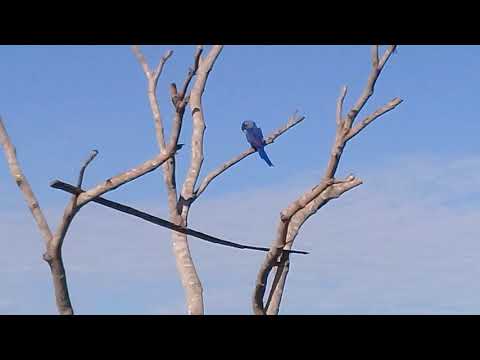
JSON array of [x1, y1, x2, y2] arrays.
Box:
[[246, 129, 264, 149], [253, 127, 265, 141]]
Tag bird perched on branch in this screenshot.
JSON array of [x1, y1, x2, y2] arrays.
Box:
[[241, 120, 273, 167]]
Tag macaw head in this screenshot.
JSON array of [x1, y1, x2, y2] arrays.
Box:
[[241, 120, 256, 132]]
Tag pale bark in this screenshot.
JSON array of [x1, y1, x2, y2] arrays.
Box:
[[0, 119, 53, 244], [1, 48, 180, 314], [134, 45, 307, 314], [264, 178, 362, 315], [133, 45, 213, 314], [253, 45, 403, 315], [132, 46, 173, 150], [76, 127, 182, 207], [169, 46, 223, 314], [180, 46, 223, 206], [1, 120, 96, 314]]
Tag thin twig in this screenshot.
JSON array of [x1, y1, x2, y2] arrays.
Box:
[[336, 86, 348, 126], [77, 150, 98, 188]]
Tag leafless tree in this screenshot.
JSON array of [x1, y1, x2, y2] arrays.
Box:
[[253, 45, 403, 315], [0, 75, 182, 314], [2, 45, 399, 315], [1, 45, 303, 315], [132, 45, 305, 314]]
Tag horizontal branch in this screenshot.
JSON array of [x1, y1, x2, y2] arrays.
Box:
[[194, 113, 305, 198], [51, 180, 309, 255]]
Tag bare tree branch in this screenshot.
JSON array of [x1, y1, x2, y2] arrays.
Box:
[[178, 46, 203, 100], [1, 45, 179, 314], [43, 149, 100, 314], [163, 45, 224, 315], [346, 97, 403, 141], [0, 118, 53, 249], [265, 177, 363, 314], [344, 45, 397, 130], [139, 47, 203, 221], [379, 45, 397, 69], [77, 149, 98, 188], [280, 178, 334, 221], [253, 44, 402, 315], [132, 45, 173, 84], [134, 45, 224, 315], [132, 45, 173, 150], [134, 45, 304, 315], [180, 45, 224, 210], [51, 180, 309, 254], [254, 176, 363, 315], [153, 50, 174, 87], [43, 133, 177, 314], [371, 45, 379, 68], [194, 113, 305, 198], [336, 86, 347, 126], [131, 45, 151, 77], [153, 46, 305, 314], [75, 144, 178, 207], [75, 70, 184, 207], [1, 118, 103, 314]]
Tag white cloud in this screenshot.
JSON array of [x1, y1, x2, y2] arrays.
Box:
[[1, 154, 480, 314]]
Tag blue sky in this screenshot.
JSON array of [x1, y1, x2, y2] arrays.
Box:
[[1, 45, 479, 314]]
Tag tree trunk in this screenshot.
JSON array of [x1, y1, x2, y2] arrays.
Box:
[[43, 252, 74, 315], [170, 215, 203, 315]]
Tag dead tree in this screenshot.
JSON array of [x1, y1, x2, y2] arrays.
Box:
[[253, 45, 403, 315], [0, 63, 182, 314], [132, 45, 305, 314]]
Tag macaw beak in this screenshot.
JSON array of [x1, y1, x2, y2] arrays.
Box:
[[241, 123, 246, 131]]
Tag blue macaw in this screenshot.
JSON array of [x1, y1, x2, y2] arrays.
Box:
[[241, 120, 273, 167]]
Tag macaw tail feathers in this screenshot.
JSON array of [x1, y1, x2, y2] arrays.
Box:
[[258, 147, 274, 167]]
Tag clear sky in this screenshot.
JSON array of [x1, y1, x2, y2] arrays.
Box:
[[1, 45, 479, 314]]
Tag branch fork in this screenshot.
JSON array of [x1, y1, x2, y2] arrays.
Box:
[[253, 45, 403, 315]]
